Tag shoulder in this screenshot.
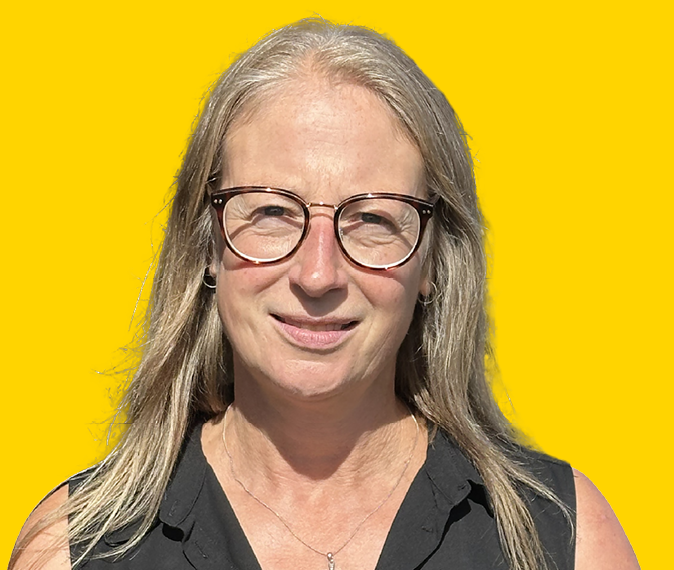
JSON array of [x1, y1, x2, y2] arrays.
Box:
[[11, 484, 71, 570], [573, 468, 640, 569], [514, 449, 640, 568]]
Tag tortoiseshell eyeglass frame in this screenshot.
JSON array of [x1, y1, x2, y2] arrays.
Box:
[[210, 186, 435, 270]]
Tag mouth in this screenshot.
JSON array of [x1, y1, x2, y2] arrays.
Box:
[[272, 314, 358, 332]]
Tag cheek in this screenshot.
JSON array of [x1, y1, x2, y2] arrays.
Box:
[[389, 271, 425, 334], [391, 287, 420, 337], [366, 262, 425, 310], [214, 256, 285, 328], [361, 271, 422, 344], [217, 249, 272, 289]]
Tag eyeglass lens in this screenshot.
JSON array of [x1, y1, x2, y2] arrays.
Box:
[[222, 191, 422, 268]]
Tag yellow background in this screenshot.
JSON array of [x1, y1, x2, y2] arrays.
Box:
[[2, 1, 670, 567]]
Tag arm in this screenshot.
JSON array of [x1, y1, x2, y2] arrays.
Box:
[[574, 468, 639, 570], [11, 485, 71, 570]]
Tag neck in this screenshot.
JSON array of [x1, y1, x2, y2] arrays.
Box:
[[226, 379, 415, 484]]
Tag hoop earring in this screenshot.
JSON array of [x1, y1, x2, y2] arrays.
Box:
[[203, 267, 217, 290]]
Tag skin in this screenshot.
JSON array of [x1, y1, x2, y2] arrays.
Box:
[[573, 469, 640, 569], [12, 486, 70, 569], [12, 76, 640, 570]]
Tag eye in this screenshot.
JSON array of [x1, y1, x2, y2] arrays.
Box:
[[356, 211, 398, 233], [361, 212, 386, 225], [249, 201, 304, 229], [262, 205, 286, 217]]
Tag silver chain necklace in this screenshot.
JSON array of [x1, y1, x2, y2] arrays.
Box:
[[222, 406, 420, 570]]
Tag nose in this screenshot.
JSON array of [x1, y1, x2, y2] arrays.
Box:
[[288, 212, 348, 298]]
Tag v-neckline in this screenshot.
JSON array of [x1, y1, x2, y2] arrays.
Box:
[[194, 423, 478, 570]]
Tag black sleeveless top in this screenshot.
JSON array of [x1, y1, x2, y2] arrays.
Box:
[[70, 425, 576, 569]]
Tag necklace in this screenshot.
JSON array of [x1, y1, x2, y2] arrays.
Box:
[[222, 406, 420, 570]]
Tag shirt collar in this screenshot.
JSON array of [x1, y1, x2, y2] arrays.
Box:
[[424, 429, 485, 505], [372, 428, 489, 569]]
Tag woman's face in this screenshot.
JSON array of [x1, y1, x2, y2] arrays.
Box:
[[212, 78, 430, 403]]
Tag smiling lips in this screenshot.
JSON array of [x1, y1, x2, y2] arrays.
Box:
[[272, 314, 358, 348]]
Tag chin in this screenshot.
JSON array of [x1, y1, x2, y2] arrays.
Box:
[[272, 371, 352, 400]]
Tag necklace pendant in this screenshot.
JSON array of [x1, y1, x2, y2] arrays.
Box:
[[327, 552, 335, 570]]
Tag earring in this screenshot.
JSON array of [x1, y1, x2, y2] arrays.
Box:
[[203, 267, 217, 289], [419, 282, 438, 306]]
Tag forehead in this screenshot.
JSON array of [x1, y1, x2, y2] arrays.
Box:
[[221, 78, 425, 200]]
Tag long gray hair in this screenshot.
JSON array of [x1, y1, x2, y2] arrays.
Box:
[[11, 19, 569, 570]]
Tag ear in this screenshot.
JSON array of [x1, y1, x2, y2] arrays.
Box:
[[208, 258, 220, 280], [418, 248, 434, 297], [419, 276, 432, 297], [209, 207, 225, 277]]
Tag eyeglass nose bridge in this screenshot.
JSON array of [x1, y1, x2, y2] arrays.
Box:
[[293, 201, 344, 261], [305, 201, 339, 211], [302, 201, 341, 232]]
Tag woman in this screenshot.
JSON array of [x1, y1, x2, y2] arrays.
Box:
[[11, 19, 638, 570]]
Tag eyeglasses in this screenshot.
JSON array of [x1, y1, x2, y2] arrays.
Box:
[[210, 187, 434, 270]]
